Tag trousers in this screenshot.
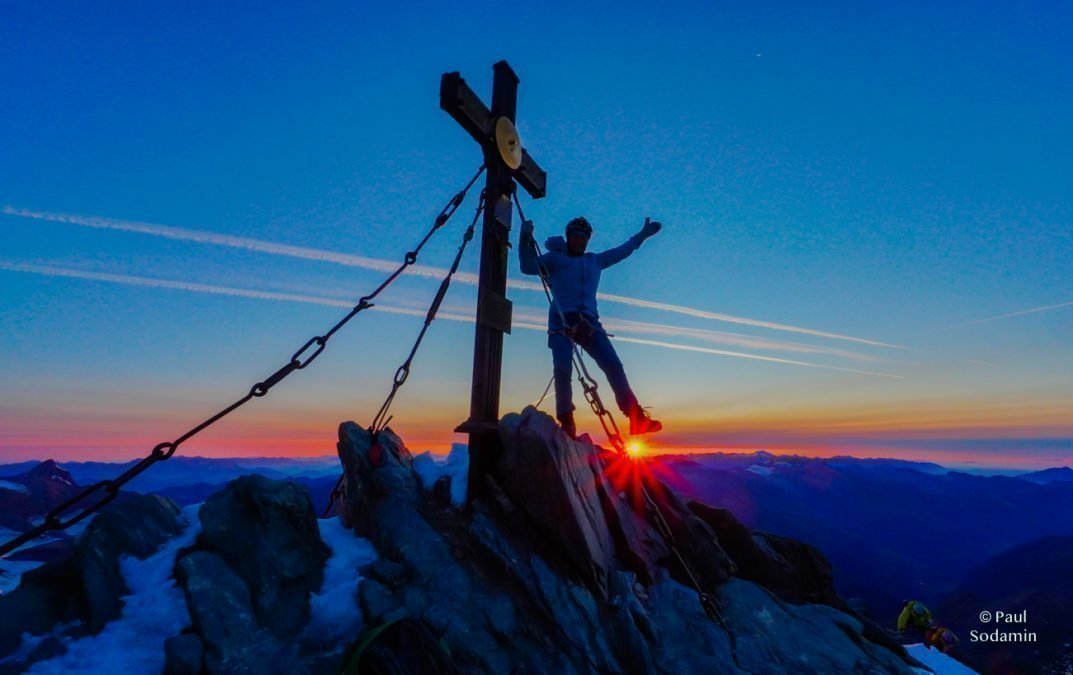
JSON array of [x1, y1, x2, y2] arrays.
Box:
[[549, 314, 639, 420]]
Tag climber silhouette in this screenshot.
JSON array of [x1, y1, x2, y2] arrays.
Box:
[[519, 215, 663, 439], [896, 599, 933, 643]]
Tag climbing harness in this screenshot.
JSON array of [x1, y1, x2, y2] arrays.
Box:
[[0, 164, 486, 560], [514, 196, 735, 644], [322, 190, 486, 517]]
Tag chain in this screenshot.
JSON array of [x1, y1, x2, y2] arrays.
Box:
[[513, 197, 732, 636], [514, 198, 627, 451], [322, 190, 486, 518], [369, 190, 485, 435], [0, 164, 486, 560]]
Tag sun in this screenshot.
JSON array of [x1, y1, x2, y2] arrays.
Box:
[[625, 438, 647, 458]]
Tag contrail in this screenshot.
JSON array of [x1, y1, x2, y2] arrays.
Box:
[[609, 336, 907, 380], [0, 260, 903, 379], [316, 297, 888, 363], [594, 316, 888, 363], [940, 299, 1073, 330], [3, 207, 902, 349], [594, 292, 904, 349]]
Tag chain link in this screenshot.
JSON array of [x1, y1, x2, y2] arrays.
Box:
[[322, 188, 487, 518], [0, 165, 486, 560]]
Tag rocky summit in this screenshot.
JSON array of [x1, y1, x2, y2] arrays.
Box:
[[332, 405, 923, 674], [0, 406, 928, 674]]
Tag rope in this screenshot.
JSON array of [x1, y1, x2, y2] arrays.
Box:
[[532, 374, 555, 409], [513, 199, 629, 454], [0, 164, 486, 560], [322, 190, 486, 518], [513, 197, 736, 649]]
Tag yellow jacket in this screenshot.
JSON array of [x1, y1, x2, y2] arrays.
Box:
[[897, 601, 933, 631]]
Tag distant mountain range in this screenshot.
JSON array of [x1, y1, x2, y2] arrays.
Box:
[[661, 453, 1073, 630], [0, 455, 339, 495], [0, 456, 342, 567], [938, 534, 1073, 674], [1017, 466, 1073, 485], [0, 460, 81, 532], [4, 451, 1071, 672]]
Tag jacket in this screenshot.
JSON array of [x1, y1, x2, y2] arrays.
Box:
[[519, 231, 646, 331]]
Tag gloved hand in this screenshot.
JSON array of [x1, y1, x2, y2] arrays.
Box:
[[520, 219, 535, 240], [640, 217, 662, 239]]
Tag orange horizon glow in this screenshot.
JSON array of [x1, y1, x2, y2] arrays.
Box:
[[1, 425, 1068, 471], [1, 394, 1069, 470]]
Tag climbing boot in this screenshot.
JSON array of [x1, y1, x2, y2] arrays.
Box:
[[628, 405, 662, 435], [557, 412, 577, 439]]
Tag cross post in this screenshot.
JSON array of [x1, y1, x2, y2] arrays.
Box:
[[441, 60, 546, 502]]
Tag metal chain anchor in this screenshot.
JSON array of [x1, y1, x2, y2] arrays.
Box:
[[0, 164, 486, 560], [322, 190, 486, 518]]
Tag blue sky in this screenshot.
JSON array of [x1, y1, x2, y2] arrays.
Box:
[[1, 1, 1070, 467]]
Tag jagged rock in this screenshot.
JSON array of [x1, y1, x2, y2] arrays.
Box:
[[591, 455, 670, 586], [361, 558, 408, 590], [0, 555, 86, 658], [337, 421, 601, 674], [328, 413, 923, 674], [0, 492, 183, 660], [688, 500, 839, 604], [176, 550, 305, 674], [356, 578, 401, 624], [686, 501, 916, 667], [637, 479, 735, 591], [343, 618, 459, 674], [163, 633, 204, 675], [76, 493, 184, 631], [497, 407, 617, 597], [432, 474, 453, 505], [195, 474, 329, 639]]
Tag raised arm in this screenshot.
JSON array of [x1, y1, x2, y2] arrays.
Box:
[[596, 217, 662, 270], [518, 219, 542, 276]]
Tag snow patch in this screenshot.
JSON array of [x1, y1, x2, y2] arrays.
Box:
[[303, 516, 378, 645], [412, 443, 468, 506], [0, 479, 30, 494], [746, 464, 774, 476], [0, 559, 44, 595], [906, 644, 979, 674], [24, 504, 203, 674]]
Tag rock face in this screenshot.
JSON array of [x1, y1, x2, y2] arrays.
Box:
[[0, 493, 184, 662], [1, 407, 927, 674], [77, 493, 185, 630], [336, 406, 925, 674], [173, 475, 330, 674]]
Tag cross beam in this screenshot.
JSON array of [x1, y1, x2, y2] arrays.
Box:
[[442, 60, 546, 502]]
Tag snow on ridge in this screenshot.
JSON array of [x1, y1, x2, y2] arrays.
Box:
[[906, 643, 979, 674], [304, 516, 378, 646], [0, 479, 30, 494], [25, 504, 203, 675], [0, 560, 43, 596], [412, 443, 469, 506]]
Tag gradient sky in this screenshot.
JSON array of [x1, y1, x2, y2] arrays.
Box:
[[1, 1, 1070, 469]]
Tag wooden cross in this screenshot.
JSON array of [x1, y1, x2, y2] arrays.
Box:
[[441, 60, 546, 501]]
